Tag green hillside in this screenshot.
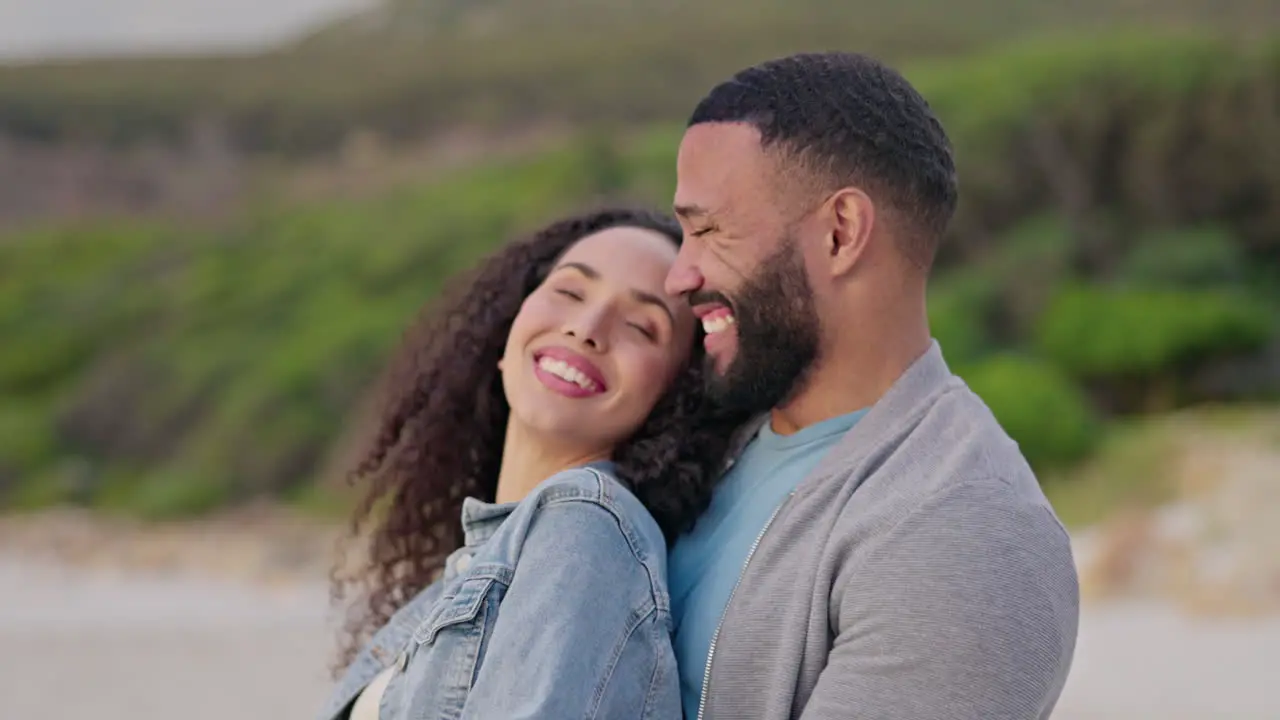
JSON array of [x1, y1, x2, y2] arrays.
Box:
[[2, 35, 1279, 518], [1, 0, 1278, 157]]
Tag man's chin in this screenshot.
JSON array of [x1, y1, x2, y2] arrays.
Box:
[[703, 355, 747, 410]]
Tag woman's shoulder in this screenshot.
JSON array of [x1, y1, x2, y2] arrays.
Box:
[[524, 463, 666, 560]]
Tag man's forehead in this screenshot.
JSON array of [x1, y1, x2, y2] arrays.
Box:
[[677, 122, 767, 173], [674, 122, 772, 215]]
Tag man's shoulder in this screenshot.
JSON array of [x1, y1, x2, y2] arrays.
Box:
[[826, 382, 1077, 604], [891, 380, 1045, 501], [822, 378, 1065, 548]]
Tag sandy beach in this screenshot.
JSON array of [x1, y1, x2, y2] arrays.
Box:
[[1, 553, 1278, 720], [0, 556, 335, 720]]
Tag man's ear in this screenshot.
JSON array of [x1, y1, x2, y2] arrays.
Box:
[[824, 187, 875, 278]]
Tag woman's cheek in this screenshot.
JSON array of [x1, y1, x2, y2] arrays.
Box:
[[636, 353, 679, 403]]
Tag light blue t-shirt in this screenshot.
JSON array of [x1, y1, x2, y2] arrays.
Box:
[[667, 408, 868, 717]]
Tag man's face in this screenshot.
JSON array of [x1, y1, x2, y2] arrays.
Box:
[[668, 122, 822, 414]]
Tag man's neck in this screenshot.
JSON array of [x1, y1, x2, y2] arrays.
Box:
[[770, 309, 931, 436], [494, 421, 611, 504]]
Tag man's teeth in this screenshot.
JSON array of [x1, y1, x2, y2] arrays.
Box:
[[538, 357, 598, 390], [702, 314, 736, 334]]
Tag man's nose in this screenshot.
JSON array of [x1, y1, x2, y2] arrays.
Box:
[[664, 244, 705, 298]]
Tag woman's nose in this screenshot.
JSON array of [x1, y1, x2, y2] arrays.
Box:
[[563, 307, 608, 351]]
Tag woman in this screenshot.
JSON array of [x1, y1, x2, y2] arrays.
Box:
[[319, 207, 741, 720]]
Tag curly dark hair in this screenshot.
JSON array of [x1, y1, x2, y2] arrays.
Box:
[[689, 51, 957, 268], [331, 206, 744, 672]]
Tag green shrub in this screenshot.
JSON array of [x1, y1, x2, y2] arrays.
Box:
[[983, 215, 1080, 341], [917, 35, 1280, 271], [93, 467, 232, 521], [1121, 225, 1246, 288], [1035, 284, 1274, 410], [0, 401, 58, 500], [962, 354, 1102, 471], [928, 269, 999, 367], [6, 461, 93, 510], [1036, 285, 1273, 378]]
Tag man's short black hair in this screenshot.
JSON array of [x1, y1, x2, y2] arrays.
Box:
[[688, 52, 958, 268]]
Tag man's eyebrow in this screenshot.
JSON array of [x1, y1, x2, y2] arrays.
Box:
[[553, 262, 676, 325]]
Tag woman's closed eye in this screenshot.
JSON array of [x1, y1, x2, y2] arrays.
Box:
[[555, 288, 583, 301], [627, 321, 656, 341]]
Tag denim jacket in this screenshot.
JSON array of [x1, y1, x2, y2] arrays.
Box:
[[316, 462, 681, 720]]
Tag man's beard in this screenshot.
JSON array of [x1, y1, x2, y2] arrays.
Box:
[[694, 238, 820, 415]]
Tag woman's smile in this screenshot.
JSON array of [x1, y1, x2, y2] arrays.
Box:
[[532, 346, 607, 397]]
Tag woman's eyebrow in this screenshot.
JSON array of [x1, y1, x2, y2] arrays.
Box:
[[554, 261, 599, 279], [630, 289, 676, 325]]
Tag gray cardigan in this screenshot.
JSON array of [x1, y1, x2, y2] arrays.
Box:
[[698, 341, 1079, 719]]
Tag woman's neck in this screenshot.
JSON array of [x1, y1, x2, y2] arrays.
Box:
[[494, 421, 611, 504]]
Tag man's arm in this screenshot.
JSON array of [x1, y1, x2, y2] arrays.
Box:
[[801, 478, 1079, 720]]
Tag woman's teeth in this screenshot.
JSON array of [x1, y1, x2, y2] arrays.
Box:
[[538, 357, 599, 391], [702, 314, 736, 334]]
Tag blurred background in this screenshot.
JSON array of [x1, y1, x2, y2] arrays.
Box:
[[1, 0, 1278, 718]]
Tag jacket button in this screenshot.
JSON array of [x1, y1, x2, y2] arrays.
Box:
[[396, 650, 409, 672], [455, 553, 472, 573]]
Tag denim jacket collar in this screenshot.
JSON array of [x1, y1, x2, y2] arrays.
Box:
[[460, 497, 519, 547], [460, 460, 618, 547]]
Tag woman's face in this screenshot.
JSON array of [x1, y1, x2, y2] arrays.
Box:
[[500, 225, 696, 454]]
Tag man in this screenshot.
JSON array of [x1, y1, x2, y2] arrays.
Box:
[[665, 52, 1079, 719]]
